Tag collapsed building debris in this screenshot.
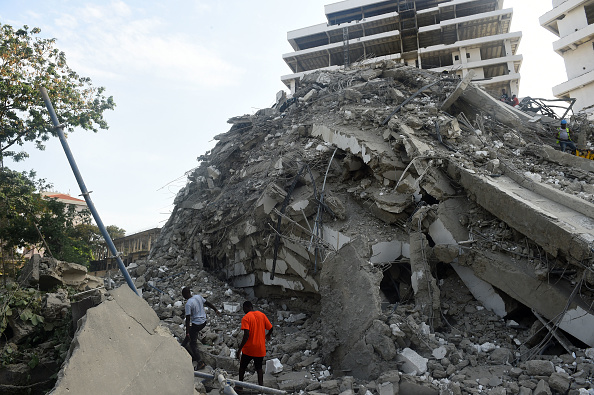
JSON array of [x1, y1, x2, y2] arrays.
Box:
[[18, 255, 103, 292], [122, 61, 594, 393]]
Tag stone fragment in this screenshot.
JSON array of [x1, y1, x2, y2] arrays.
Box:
[[366, 320, 397, 360], [548, 372, 571, 393], [378, 381, 394, 395], [526, 360, 555, 376], [265, 358, 283, 374], [432, 346, 447, 360], [534, 379, 552, 395], [489, 347, 513, 364], [398, 347, 428, 375], [321, 379, 340, 395]]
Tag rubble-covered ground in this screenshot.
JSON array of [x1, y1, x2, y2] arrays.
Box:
[[29, 60, 594, 395], [125, 60, 594, 394]]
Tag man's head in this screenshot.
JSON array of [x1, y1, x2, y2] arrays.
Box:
[[182, 287, 192, 300], [512, 95, 516, 99], [243, 300, 253, 314], [561, 119, 567, 126]]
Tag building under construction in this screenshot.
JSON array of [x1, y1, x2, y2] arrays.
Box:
[[282, 0, 523, 97]]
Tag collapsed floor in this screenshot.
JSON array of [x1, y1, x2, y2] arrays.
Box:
[[124, 61, 594, 394]]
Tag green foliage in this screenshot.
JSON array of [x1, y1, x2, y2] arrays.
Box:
[[27, 352, 39, 369], [0, 23, 115, 162], [0, 284, 74, 369], [0, 284, 43, 337], [0, 168, 93, 266], [106, 225, 126, 240]]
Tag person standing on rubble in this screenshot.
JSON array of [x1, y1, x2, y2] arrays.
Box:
[[182, 287, 221, 370], [556, 119, 577, 153], [236, 300, 273, 387]]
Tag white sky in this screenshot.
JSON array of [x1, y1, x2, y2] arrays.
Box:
[[1, 0, 565, 234]]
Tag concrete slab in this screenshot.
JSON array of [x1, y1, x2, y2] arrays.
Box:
[[448, 164, 594, 262], [320, 242, 384, 379], [458, 250, 594, 347], [111, 285, 160, 334], [312, 124, 396, 165], [51, 285, 194, 395]]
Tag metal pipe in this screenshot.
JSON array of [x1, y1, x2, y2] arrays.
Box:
[[193, 371, 287, 395], [39, 87, 138, 295]]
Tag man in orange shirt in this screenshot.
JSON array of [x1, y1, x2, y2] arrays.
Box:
[[236, 300, 273, 386]]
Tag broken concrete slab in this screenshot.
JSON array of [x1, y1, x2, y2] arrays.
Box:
[[319, 242, 388, 379], [458, 249, 594, 347], [447, 163, 594, 262], [50, 285, 194, 395], [441, 70, 475, 112]]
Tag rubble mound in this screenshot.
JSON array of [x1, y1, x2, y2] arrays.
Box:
[[135, 61, 594, 394]]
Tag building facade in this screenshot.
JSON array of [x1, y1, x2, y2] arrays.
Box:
[[540, 0, 594, 118], [42, 192, 89, 225], [90, 227, 161, 273], [282, 0, 522, 97]]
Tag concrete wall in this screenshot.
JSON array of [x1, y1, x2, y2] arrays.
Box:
[[557, 3, 589, 39]]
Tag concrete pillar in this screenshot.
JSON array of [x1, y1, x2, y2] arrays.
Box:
[[459, 47, 468, 77], [410, 232, 441, 329]]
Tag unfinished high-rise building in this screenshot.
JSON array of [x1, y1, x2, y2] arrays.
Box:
[[282, 0, 523, 97], [540, 0, 594, 119]]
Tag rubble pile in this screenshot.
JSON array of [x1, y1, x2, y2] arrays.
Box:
[[129, 60, 594, 394], [0, 256, 105, 394]]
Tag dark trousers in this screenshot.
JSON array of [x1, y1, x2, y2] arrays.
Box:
[[560, 140, 577, 152], [181, 322, 206, 362]]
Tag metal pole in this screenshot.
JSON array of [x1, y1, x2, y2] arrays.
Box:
[[194, 371, 287, 395], [39, 87, 138, 295]]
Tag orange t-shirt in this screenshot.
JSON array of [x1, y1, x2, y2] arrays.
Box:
[[240, 311, 272, 357]]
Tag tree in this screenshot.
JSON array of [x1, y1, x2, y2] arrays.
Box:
[[0, 169, 89, 270], [106, 225, 126, 240], [0, 24, 115, 164]]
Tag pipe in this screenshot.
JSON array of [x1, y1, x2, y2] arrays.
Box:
[[39, 87, 138, 296], [193, 371, 287, 395]]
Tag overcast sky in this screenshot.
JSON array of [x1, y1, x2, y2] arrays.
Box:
[[1, 0, 565, 235]]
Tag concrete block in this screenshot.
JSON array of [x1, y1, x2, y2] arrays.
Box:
[[265, 358, 283, 374], [261, 272, 304, 291], [206, 166, 220, 179], [397, 348, 428, 375], [450, 263, 507, 318], [322, 225, 351, 250], [223, 302, 240, 313], [266, 258, 287, 275], [378, 381, 395, 395], [432, 346, 447, 360], [526, 360, 554, 376], [370, 241, 402, 264], [534, 379, 552, 395]]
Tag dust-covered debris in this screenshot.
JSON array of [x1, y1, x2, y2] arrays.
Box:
[[116, 60, 594, 394]]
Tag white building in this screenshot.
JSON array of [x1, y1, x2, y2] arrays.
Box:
[[540, 0, 594, 118], [282, 0, 522, 97]]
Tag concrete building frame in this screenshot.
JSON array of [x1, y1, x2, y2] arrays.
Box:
[[540, 0, 594, 118], [282, 0, 523, 97]]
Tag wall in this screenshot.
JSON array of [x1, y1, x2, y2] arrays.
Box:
[[562, 34, 594, 79], [557, 3, 589, 38]]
